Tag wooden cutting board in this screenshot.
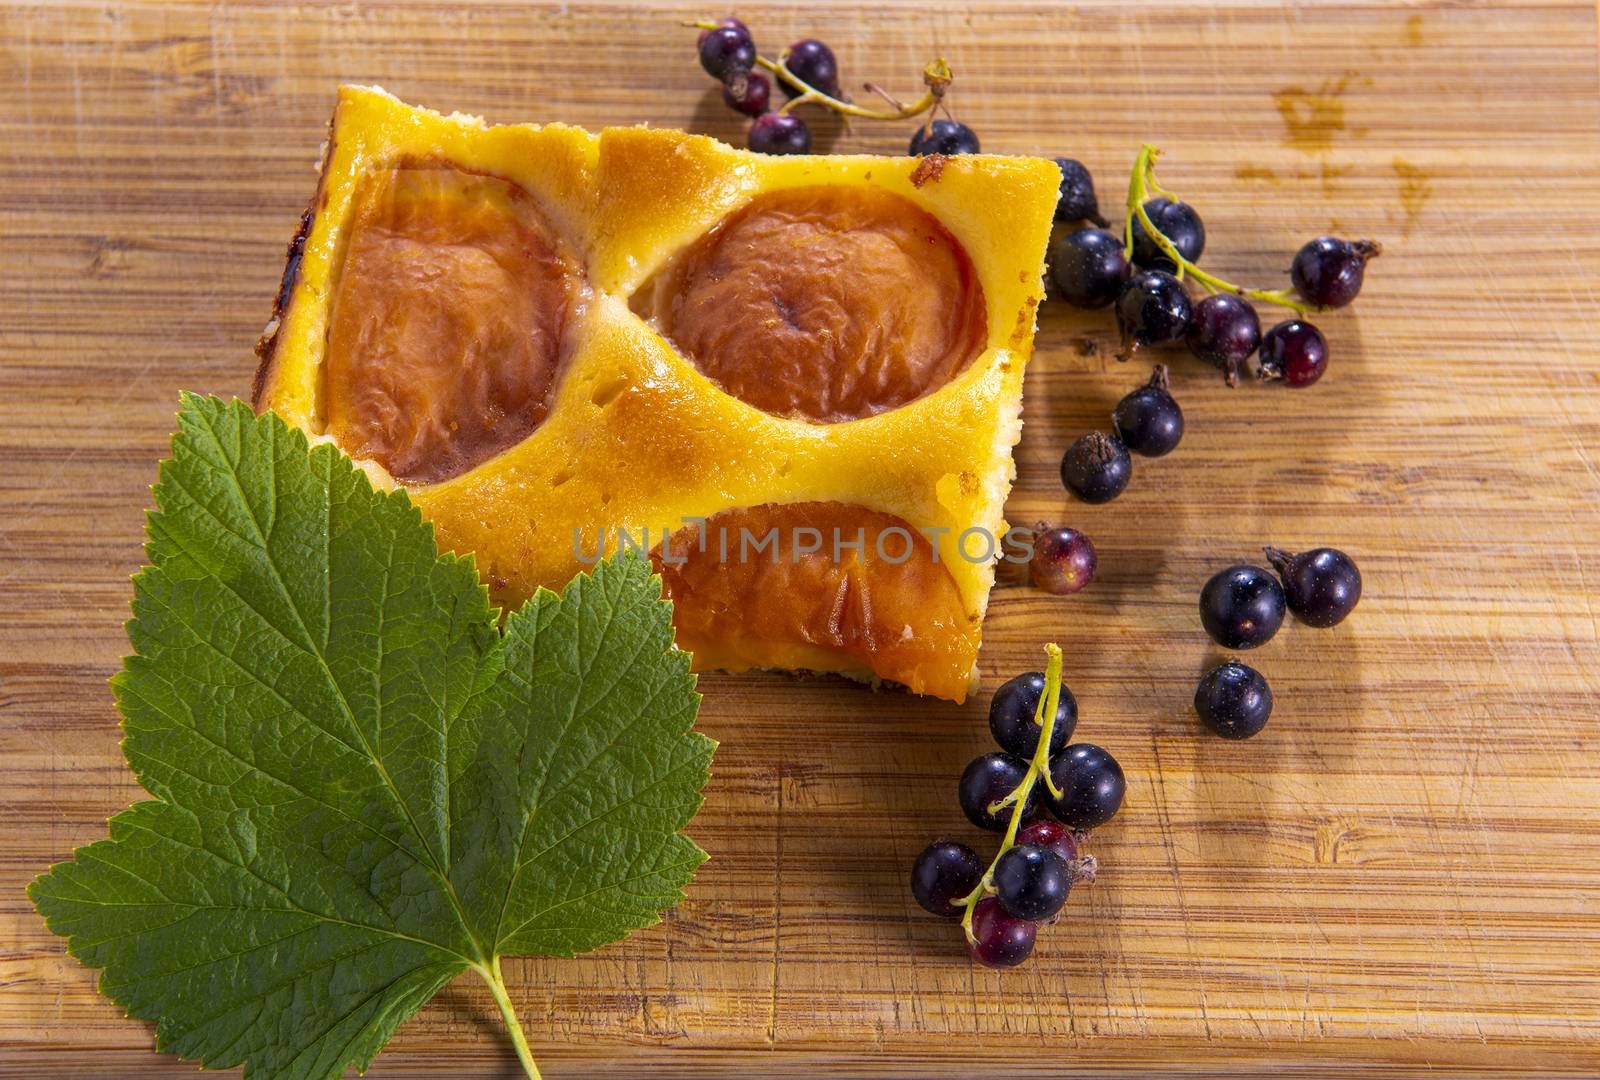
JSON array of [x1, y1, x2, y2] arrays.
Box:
[[3, 2, 1599, 1076]]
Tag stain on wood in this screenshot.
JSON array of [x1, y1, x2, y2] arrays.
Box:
[[2, 1, 1599, 1077]]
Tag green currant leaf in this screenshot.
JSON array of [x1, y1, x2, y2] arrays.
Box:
[[28, 395, 713, 1080]]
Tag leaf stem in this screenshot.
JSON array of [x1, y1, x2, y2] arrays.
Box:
[[957, 643, 1065, 943], [479, 957, 541, 1080], [1122, 144, 1311, 314]]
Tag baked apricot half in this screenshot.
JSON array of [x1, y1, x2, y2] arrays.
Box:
[[635, 186, 986, 423], [652, 501, 979, 700], [324, 161, 581, 484]]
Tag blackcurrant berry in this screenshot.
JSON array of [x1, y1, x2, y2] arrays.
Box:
[[1029, 525, 1097, 595], [968, 896, 1035, 968], [911, 839, 984, 917], [1050, 228, 1129, 310], [722, 69, 771, 116], [1015, 819, 1079, 867], [1112, 365, 1183, 457], [748, 112, 811, 155], [1130, 197, 1205, 270], [1052, 158, 1107, 226], [1047, 743, 1126, 830], [1116, 270, 1192, 350], [989, 670, 1078, 758], [1060, 432, 1132, 504], [698, 24, 756, 83], [1264, 546, 1362, 627], [1199, 564, 1286, 649], [958, 752, 1038, 833], [909, 119, 980, 155], [697, 16, 749, 45], [1291, 236, 1381, 309], [1186, 293, 1261, 386], [780, 38, 842, 99], [1258, 320, 1328, 387], [1194, 660, 1273, 739], [994, 844, 1070, 921]]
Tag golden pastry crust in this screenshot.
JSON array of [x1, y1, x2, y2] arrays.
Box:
[[254, 85, 1060, 702]]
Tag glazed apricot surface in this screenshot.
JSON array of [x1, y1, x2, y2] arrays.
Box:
[[652, 501, 980, 700], [324, 162, 579, 484], [639, 186, 986, 423]]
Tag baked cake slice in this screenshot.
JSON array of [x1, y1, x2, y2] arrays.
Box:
[[255, 86, 1060, 701]]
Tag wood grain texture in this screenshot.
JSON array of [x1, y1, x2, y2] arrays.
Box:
[[2, 1, 1599, 1076]]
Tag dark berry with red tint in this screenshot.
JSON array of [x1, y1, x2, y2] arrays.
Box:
[[1030, 525, 1098, 595], [1194, 660, 1273, 739], [1130, 197, 1206, 270], [748, 112, 811, 155], [1292, 236, 1381, 309], [698, 24, 756, 82], [1051, 228, 1129, 310], [989, 670, 1078, 757], [993, 844, 1070, 921], [1047, 743, 1126, 830], [1016, 819, 1079, 867], [1199, 564, 1286, 649], [723, 69, 771, 116], [1258, 320, 1328, 387], [781, 38, 842, 98], [1060, 432, 1132, 504], [1186, 293, 1261, 386], [1264, 546, 1363, 627], [968, 897, 1036, 968], [911, 840, 984, 917], [1112, 365, 1184, 457], [958, 753, 1038, 833], [909, 119, 980, 155], [1116, 270, 1192, 350]]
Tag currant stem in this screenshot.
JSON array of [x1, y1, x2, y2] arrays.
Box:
[[685, 20, 950, 122], [762, 55, 949, 121], [863, 81, 905, 111], [959, 643, 1065, 943], [479, 958, 542, 1080], [1122, 144, 1312, 315]]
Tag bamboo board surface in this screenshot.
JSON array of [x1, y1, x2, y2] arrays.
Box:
[[3, 1, 1600, 1076]]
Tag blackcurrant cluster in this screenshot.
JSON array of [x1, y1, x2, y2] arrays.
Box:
[[1029, 365, 1182, 597], [912, 646, 1125, 968], [1054, 363, 1182, 513], [696, 17, 827, 153], [1049, 147, 1382, 388], [692, 15, 965, 158], [1194, 547, 1363, 738]]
